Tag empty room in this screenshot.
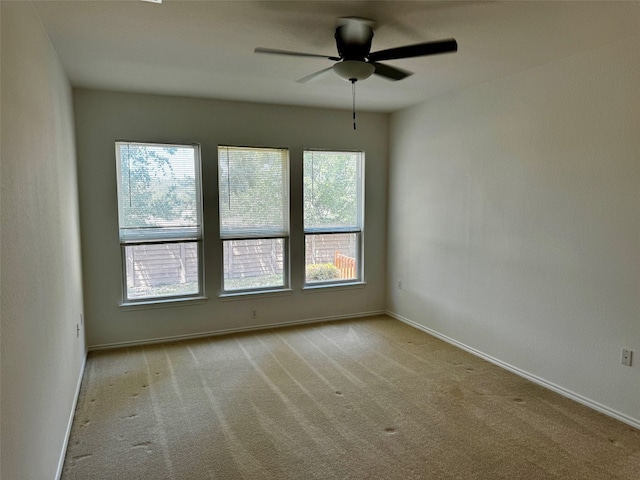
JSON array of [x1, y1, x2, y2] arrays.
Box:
[[1, 1, 639, 479]]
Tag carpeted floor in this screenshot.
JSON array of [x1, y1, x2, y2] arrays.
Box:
[[62, 315, 640, 479]]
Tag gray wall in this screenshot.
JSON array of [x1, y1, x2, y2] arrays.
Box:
[[388, 35, 640, 426], [1, 2, 86, 479], [73, 89, 388, 347]]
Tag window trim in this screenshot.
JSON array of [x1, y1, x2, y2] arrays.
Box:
[[115, 141, 205, 305], [304, 232, 364, 287], [217, 145, 291, 295], [119, 240, 205, 304], [303, 149, 365, 287]]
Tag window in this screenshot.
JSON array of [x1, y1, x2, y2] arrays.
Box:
[[115, 142, 203, 303], [304, 150, 364, 285], [218, 146, 289, 293]]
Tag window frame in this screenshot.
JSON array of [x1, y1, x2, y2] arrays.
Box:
[[217, 145, 291, 295], [115, 141, 205, 305], [303, 149, 365, 288]]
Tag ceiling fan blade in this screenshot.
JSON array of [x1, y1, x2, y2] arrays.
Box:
[[255, 47, 340, 61], [296, 66, 335, 84], [370, 62, 412, 81], [368, 38, 457, 62]]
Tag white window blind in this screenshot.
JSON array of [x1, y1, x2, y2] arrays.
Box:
[[303, 150, 363, 233], [218, 146, 289, 239], [116, 142, 202, 244]]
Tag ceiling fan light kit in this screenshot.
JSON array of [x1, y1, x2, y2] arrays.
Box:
[[333, 60, 375, 82], [255, 16, 457, 128]]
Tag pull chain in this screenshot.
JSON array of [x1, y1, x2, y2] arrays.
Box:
[[351, 79, 357, 130]]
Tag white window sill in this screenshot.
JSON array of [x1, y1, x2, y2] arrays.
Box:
[[119, 296, 208, 311], [219, 288, 294, 301], [303, 281, 366, 293]]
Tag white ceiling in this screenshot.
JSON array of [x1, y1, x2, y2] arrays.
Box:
[[33, 0, 640, 113]]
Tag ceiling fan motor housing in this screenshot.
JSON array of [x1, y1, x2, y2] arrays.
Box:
[[335, 24, 374, 61]]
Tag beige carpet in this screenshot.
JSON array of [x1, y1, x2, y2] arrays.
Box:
[[62, 316, 639, 479]]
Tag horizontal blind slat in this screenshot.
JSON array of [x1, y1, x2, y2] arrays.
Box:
[[120, 226, 201, 244]]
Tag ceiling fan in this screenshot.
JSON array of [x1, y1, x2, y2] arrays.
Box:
[[254, 17, 457, 84]]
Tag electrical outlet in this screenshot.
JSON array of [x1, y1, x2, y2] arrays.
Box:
[[76, 324, 80, 338], [397, 279, 402, 290], [622, 348, 633, 367], [251, 308, 257, 319]]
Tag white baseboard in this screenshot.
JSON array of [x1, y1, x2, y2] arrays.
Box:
[[387, 310, 640, 430], [55, 350, 88, 480], [89, 310, 387, 351]]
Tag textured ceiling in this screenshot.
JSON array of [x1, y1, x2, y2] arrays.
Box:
[[33, 0, 640, 112]]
